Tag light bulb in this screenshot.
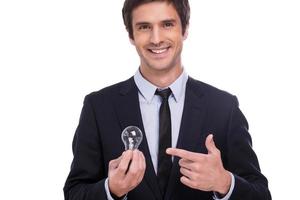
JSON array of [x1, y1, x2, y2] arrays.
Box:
[[121, 126, 143, 150]]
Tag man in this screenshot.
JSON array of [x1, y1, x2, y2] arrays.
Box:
[[64, 0, 271, 199]]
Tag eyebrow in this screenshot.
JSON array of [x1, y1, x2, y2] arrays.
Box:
[[161, 19, 176, 24], [134, 18, 177, 27], [134, 22, 151, 27]]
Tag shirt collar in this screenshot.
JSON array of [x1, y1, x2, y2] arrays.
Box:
[[134, 68, 188, 103]]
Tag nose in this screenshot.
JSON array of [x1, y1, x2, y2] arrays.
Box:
[[150, 26, 163, 45]]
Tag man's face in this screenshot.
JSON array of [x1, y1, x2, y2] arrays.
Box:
[[130, 2, 188, 73]]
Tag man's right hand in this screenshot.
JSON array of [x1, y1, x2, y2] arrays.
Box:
[[108, 150, 146, 197]]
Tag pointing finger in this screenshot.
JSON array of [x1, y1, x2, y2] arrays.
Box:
[[166, 148, 205, 161]]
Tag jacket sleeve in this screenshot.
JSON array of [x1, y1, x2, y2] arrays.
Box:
[[226, 96, 272, 200], [64, 95, 108, 200]]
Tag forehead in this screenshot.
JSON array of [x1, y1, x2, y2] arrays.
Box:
[[132, 1, 180, 24]]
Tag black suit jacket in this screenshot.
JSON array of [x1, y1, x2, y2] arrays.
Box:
[[64, 77, 271, 200]]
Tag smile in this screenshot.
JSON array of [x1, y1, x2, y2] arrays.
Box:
[[149, 48, 168, 54], [147, 46, 171, 56]]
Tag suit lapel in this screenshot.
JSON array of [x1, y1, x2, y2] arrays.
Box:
[[165, 77, 208, 200], [114, 77, 162, 200]]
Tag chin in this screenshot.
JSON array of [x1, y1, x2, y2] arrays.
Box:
[[148, 63, 173, 72], [146, 58, 173, 69]]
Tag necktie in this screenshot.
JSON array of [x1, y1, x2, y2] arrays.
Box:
[[155, 88, 172, 197]]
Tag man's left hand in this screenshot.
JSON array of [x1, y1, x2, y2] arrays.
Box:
[[166, 134, 231, 196]]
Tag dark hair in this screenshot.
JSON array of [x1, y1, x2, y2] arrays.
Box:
[[122, 0, 190, 39]]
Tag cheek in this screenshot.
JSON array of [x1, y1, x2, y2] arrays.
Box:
[[133, 33, 149, 44], [173, 34, 184, 43]]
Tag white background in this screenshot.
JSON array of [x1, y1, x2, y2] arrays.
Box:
[[0, 0, 299, 199]]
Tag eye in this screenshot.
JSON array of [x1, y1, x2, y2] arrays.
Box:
[[163, 22, 174, 28], [138, 24, 151, 31]]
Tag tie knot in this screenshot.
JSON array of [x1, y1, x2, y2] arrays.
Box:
[[155, 88, 172, 100]]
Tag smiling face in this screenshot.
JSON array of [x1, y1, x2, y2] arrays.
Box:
[[130, 1, 188, 76]]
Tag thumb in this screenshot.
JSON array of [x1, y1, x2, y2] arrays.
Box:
[[205, 134, 218, 154], [109, 154, 123, 169]]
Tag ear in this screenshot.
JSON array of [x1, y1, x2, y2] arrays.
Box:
[[130, 38, 135, 46], [183, 24, 189, 40], [126, 28, 136, 46]]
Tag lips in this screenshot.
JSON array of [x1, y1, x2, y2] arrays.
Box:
[[149, 48, 169, 54], [147, 46, 171, 59]]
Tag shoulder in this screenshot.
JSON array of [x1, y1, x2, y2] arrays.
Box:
[[187, 77, 239, 108], [83, 77, 135, 105]]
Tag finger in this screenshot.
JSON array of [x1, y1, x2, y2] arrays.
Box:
[[178, 158, 195, 170], [136, 151, 146, 183], [116, 150, 133, 176], [109, 155, 123, 169], [178, 158, 194, 169], [180, 176, 197, 190], [123, 150, 145, 187], [139, 151, 146, 172], [179, 167, 195, 180], [179, 158, 207, 174], [205, 134, 219, 155], [181, 176, 211, 191], [166, 148, 205, 161], [125, 150, 141, 179]]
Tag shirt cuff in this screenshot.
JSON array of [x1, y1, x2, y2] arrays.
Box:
[[213, 172, 235, 200], [104, 178, 127, 200]]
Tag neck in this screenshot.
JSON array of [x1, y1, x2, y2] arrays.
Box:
[[139, 65, 183, 88]]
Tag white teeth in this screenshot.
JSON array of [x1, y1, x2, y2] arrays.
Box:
[[150, 48, 168, 54]]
